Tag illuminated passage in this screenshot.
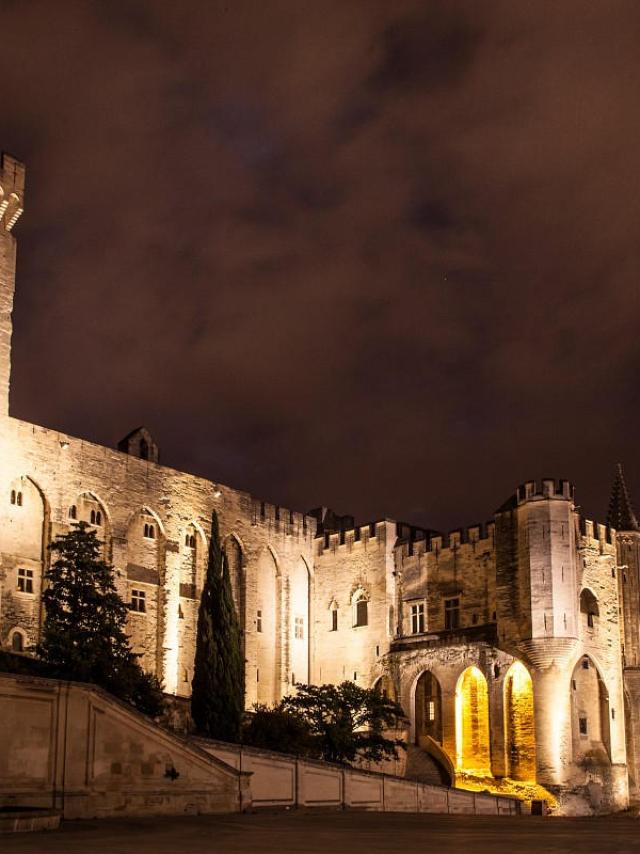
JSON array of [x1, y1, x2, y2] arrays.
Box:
[[455, 666, 491, 775], [504, 661, 536, 780]]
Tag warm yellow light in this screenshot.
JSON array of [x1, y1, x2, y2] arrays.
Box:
[[504, 661, 536, 781], [455, 665, 491, 776]]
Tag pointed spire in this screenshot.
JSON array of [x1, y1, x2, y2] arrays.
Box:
[[607, 463, 639, 531]]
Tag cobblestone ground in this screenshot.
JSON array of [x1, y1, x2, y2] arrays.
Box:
[[3, 810, 640, 854]]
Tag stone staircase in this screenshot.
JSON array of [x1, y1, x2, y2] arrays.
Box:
[[404, 744, 452, 787]]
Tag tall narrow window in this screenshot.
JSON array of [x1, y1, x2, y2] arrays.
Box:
[[331, 608, 338, 632], [11, 632, 24, 652], [68, 505, 77, 520], [354, 594, 368, 627], [411, 602, 425, 634], [444, 597, 460, 630], [143, 522, 155, 539], [256, 609, 263, 632]]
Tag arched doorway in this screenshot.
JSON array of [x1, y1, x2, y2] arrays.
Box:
[[256, 549, 279, 705], [571, 655, 611, 763], [504, 661, 536, 780], [415, 671, 442, 745], [455, 665, 491, 775]]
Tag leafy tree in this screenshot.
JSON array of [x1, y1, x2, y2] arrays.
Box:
[[38, 522, 164, 717], [280, 681, 406, 764], [191, 511, 245, 741], [242, 704, 313, 756]]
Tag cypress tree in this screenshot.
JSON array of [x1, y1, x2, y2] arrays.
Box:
[[38, 522, 164, 716], [191, 510, 245, 740]]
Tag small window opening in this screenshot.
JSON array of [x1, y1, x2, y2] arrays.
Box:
[[411, 602, 425, 634], [354, 595, 368, 627], [17, 568, 34, 594], [331, 608, 338, 631], [444, 597, 460, 630], [579, 717, 588, 736], [130, 589, 146, 613], [69, 505, 77, 520], [256, 609, 262, 632]]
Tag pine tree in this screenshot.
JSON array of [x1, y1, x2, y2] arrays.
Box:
[[191, 510, 245, 741], [38, 522, 163, 717]]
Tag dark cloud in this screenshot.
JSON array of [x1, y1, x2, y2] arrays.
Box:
[[2, 0, 640, 530]]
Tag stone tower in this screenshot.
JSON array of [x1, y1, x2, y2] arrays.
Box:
[[0, 153, 25, 418], [495, 479, 581, 787], [609, 464, 640, 797]]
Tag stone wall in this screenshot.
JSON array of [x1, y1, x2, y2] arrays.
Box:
[[197, 737, 519, 814], [312, 521, 396, 688], [0, 416, 316, 705], [0, 672, 247, 818]]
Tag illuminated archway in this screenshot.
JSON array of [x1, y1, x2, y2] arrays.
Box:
[[504, 661, 536, 780], [455, 666, 491, 775]]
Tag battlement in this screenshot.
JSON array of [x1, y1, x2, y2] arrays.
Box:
[[515, 478, 575, 504], [314, 518, 396, 555], [0, 153, 25, 233], [578, 516, 615, 546], [397, 521, 496, 559], [251, 497, 317, 540]]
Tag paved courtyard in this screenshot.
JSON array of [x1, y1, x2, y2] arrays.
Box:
[[3, 810, 640, 854]]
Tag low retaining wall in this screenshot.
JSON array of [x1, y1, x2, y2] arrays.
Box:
[[197, 739, 521, 815], [0, 673, 249, 819]]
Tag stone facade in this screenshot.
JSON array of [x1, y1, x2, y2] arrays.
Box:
[[0, 154, 638, 814]]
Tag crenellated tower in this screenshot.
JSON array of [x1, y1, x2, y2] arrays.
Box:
[[0, 153, 25, 418]]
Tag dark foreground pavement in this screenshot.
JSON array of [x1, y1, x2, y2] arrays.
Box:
[[2, 810, 639, 854]]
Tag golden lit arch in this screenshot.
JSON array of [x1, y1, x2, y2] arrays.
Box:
[[455, 665, 491, 775], [504, 661, 536, 781]]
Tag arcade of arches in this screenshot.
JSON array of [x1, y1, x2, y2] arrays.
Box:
[[412, 661, 538, 789]]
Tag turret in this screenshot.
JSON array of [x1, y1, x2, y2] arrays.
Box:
[[0, 152, 25, 418], [495, 478, 579, 663]]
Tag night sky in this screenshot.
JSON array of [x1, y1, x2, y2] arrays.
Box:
[[2, 1, 639, 531]]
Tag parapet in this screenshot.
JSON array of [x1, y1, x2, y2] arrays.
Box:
[[0, 152, 25, 233], [578, 516, 614, 546], [508, 478, 575, 506], [404, 521, 496, 559], [252, 498, 317, 540]]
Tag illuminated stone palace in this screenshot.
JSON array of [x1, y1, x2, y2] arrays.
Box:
[[1, 153, 638, 815]]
